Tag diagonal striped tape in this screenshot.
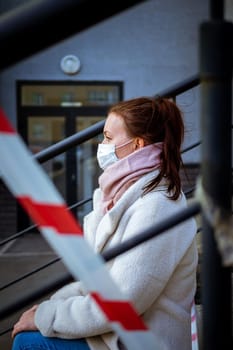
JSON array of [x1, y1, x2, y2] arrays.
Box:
[[0, 109, 160, 350], [18, 196, 82, 234], [191, 300, 199, 350]]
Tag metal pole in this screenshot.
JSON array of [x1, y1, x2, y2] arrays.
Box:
[[0, 0, 145, 71], [210, 0, 224, 20], [199, 0, 233, 347]]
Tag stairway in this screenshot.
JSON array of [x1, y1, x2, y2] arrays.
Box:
[[0, 232, 69, 350]]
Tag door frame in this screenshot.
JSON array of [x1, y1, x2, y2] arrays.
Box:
[[16, 80, 123, 231]]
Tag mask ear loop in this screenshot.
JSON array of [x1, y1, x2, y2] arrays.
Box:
[[115, 138, 134, 149]]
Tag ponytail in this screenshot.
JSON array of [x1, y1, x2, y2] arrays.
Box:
[[143, 98, 184, 200]]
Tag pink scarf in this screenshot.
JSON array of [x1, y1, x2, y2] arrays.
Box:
[[98, 143, 163, 213]]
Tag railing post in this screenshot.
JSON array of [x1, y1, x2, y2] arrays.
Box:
[[199, 0, 233, 348]]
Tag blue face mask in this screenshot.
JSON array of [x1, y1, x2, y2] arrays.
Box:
[[97, 139, 133, 170]]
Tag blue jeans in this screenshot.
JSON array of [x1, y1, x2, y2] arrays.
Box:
[[12, 331, 90, 350]]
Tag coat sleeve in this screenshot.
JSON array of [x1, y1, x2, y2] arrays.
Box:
[[50, 281, 87, 300], [35, 292, 112, 338]]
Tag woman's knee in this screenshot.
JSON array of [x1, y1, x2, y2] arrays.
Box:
[[12, 331, 42, 350], [11, 331, 91, 350]]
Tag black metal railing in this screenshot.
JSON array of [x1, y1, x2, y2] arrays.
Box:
[[0, 74, 202, 327], [0, 0, 232, 348], [0, 72, 232, 337]]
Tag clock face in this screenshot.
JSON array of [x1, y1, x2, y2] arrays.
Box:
[[60, 55, 81, 75]]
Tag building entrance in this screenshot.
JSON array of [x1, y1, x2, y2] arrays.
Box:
[[17, 80, 123, 231]]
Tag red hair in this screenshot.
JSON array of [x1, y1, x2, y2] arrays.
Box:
[[109, 96, 184, 200]]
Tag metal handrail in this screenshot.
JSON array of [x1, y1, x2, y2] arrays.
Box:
[[155, 74, 200, 98], [0, 201, 201, 320], [34, 74, 201, 165], [35, 120, 105, 164], [0, 0, 232, 347], [0, 74, 202, 249], [0, 182, 199, 297], [0, 197, 92, 246]]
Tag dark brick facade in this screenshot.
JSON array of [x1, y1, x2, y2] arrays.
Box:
[[180, 163, 200, 198], [0, 180, 17, 239]]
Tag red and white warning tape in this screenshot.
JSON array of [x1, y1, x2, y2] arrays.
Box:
[[0, 109, 160, 350], [191, 300, 199, 350]]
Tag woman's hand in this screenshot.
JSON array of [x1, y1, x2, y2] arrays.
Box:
[[11, 304, 39, 338]]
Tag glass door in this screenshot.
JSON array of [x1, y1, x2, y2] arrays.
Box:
[[28, 116, 66, 199], [21, 111, 105, 227], [17, 81, 123, 231]]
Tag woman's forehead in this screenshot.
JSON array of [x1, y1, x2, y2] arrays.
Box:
[[104, 112, 126, 134]]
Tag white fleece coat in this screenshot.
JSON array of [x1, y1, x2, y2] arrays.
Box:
[[35, 171, 198, 350]]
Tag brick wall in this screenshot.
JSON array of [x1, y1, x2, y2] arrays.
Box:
[[0, 180, 17, 239], [180, 163, 200, 199]]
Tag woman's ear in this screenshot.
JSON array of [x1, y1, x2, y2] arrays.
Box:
[[135, 137, 145, 149]]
